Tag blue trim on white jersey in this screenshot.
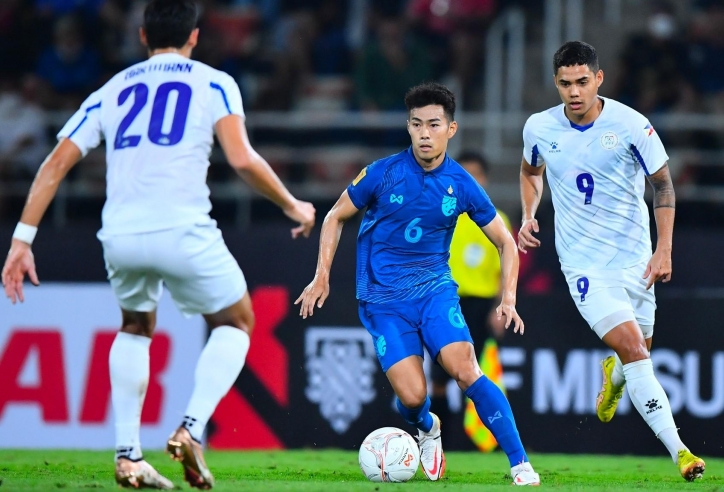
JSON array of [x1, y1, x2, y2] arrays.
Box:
[[210, 82, 231, 114], [68, 102, 101, 138], [531, 144, 539, 166], [630, 144, 650, 175], [569, 119, 594, 132]]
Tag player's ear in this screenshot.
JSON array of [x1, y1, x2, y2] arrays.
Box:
[[139, 27, 148, 48], [448, 120, 458, 139], [188, 28, 200, 49], [596, 69, 604, 88]]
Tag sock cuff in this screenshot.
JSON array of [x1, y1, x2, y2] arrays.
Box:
[[115, 331, 152, 348], [622, 358, 653, 379], [209, 326, 250, 346], [464, 374, 489, 399]]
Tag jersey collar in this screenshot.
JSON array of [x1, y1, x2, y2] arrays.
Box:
[[405, 146, 450, 175], [563, 97, 607, 132]]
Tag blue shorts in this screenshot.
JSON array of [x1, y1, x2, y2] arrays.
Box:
[[358, 287, 474, 372]]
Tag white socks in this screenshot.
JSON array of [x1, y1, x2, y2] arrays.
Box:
[[623, 359, 686, 462], [611, 354, 626, 387], [183, 326, 250, 442], [110, 332, 151, 462]]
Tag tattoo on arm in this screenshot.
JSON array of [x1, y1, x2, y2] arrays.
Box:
[[647, 164, 675, 209]]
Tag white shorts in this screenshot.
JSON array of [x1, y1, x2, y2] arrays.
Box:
[[98, 222, 247, 316], [562, 261, 655, 339]]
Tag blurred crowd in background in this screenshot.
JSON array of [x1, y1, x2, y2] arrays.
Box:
[[1, 0, 724, 222]]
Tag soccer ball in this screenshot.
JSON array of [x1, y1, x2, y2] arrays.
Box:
[[358, 427, 420, 482]]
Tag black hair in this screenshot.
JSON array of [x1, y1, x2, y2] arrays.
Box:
[[553, 41, 599, 75], [456, 151, 489, 175], [404, 82, 456, 122], [143, 0, 199, 51]]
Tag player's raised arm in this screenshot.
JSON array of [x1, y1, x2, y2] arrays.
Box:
[[2, 138, 83, 303], [215, 114, 315, 238], [519, 157, 545, 253], [295, 190, 359, 318], [644, 163, 675, 290], [481, 214, 524, 334]]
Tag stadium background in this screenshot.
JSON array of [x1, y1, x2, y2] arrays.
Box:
[[1, 0, 723, 459]]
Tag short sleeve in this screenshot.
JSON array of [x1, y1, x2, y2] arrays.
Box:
[[465, 179, 497, 228], [346, 161, 383, 210], [523, 116, 543, 167], [629, 118, 668, 176], [209, 74, 244, 124], [57, 91, 103, 157]]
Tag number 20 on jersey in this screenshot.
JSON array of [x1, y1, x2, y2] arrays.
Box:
[[115, 82, 192, 149]]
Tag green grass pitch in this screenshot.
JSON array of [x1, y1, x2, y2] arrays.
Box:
[[0, 449, 721, 491]]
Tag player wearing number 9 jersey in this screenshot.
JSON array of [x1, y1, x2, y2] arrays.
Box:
[[1, 0, 315, 489], [519, 41, 704, 482], [296, 83, 540, 486]]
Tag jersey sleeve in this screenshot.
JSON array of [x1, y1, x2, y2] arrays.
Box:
[[57, 90, 103, 157], [464, 179, 497, 228], [346, 160, 384, 210], [522, 115, 544, 167], [209, 73, 245, 124], [629, 117, 668, 176]]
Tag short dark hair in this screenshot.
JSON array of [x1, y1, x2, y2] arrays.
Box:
[[553, 41, 599, 75], [404, 82, 456, 122], [456, 151, 489, 175], [143, 0, 199, 51]]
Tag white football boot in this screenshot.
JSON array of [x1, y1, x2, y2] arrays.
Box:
[[417, 413, 445, 481], [511, 462, 541, 486]]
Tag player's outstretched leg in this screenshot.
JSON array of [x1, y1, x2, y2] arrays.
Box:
[[111, 311, 175, 489], [595, 355, 625, 422], [168, 295, 254, 489], [465, 375, 540, 486], [604, 323, 705, 481]]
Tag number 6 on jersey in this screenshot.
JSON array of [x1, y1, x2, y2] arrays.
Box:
[[576, 172, 594, 205]]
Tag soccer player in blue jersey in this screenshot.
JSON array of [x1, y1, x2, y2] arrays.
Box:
[[296, 83, 540, 486]]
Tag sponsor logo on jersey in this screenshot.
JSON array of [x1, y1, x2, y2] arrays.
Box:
[[305, 327, 377, 433], [600, 131, 619, 150], [441, 195, 457, 216], [352, 167, 367, 186], [644, 123, 655, 137]]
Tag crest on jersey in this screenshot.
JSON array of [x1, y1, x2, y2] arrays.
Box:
[[643, 123, 655, 137], [600, 131, 619, 150], [441, 195, 457, 216], [305, 327, 377, 433]]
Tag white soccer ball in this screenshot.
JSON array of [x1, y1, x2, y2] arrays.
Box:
[[358, 427, 420, 482]]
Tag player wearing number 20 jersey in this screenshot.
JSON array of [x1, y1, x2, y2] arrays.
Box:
[[2, 1, 315, 489], [58, 53, 241, 236]]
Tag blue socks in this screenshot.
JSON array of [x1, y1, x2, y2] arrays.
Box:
[[465, 375, 528, 466], [396, 395, 434, 433]]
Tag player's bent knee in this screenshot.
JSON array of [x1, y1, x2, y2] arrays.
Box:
[[453, 367, 483, 391], [120, 310, 156, 337], [396, 389, 427, 409], [204, 295, 255, 335], [618, 342, 649, 364]]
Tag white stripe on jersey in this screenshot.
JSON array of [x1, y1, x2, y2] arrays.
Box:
[[58, 53, 245, 236], [523, 97, 668, 269]]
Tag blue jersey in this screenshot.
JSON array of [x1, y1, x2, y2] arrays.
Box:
[[347, 147, 497, 304]]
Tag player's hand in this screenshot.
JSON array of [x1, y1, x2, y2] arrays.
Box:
[[284, 199, 316, 239], [643, 247, 672, 290], [496, 301, 524, 334], [2, 239, 40, 304], [518, 218, 541, 254], [295, 275, 330, 319]]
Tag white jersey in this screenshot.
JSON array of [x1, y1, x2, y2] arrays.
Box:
[[58, 52, 244, 236], [523, 97, 668, 270]]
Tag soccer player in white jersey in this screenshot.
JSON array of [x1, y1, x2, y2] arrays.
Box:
[[518, 41, 704, 481], [1, 0, 315, 489]]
